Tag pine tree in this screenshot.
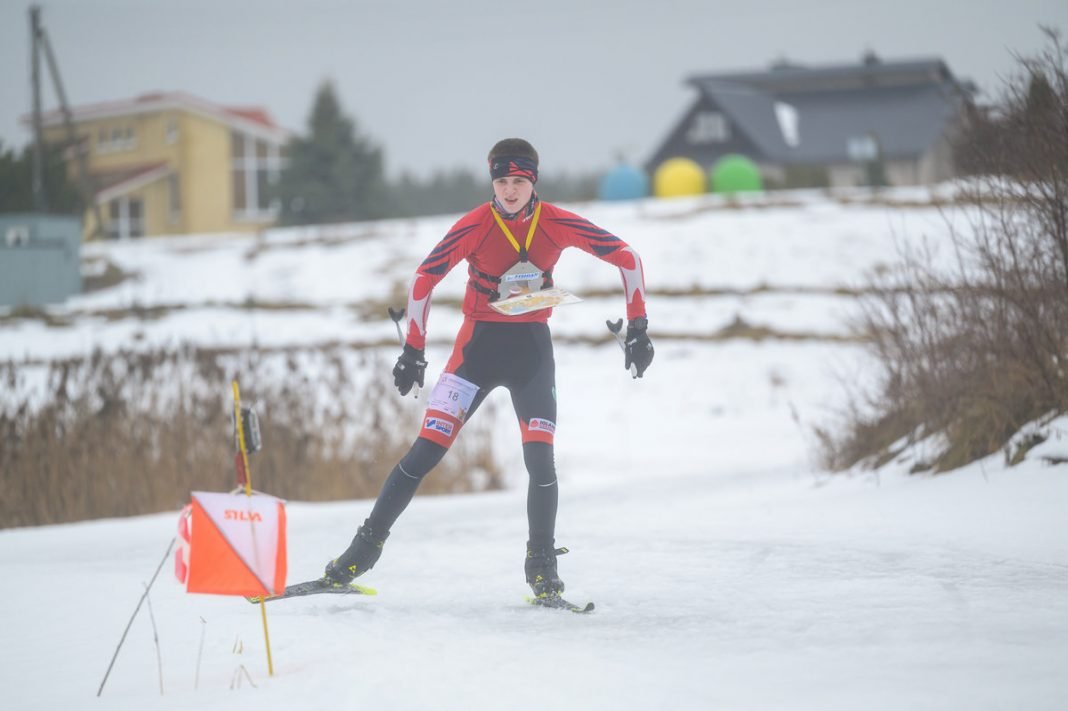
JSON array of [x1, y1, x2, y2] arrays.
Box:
[[0, 140, 82, 214], [275, 82, 389, 225]]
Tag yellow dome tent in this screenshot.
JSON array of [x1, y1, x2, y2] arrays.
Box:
[[653, 158, 706, 197]]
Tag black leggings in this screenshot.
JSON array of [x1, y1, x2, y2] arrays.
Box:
[[366, 321, 559, 546], [367, 438, 558, 544]]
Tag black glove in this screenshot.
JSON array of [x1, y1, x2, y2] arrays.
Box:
[[624, 317, 654, 378], [392, 344, 427, 396]]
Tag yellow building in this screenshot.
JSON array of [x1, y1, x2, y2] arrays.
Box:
[[36, 92, 290, 240]]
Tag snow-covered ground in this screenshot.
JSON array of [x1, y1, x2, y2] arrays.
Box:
[[1, 187, 1066, 710]]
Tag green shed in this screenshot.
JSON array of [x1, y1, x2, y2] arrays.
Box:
[[0, 214, 82, 307]]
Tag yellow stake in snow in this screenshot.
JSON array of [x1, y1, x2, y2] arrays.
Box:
[[232, 380, 274, 677]]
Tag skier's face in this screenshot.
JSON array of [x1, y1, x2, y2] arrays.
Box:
[[492, 176, 534, 214]]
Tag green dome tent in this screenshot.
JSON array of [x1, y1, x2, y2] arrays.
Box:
[[710, 154, 763, 194]]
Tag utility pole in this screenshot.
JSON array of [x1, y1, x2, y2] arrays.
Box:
[[30, 6, 46, 211], [29, 5, 104, 238]]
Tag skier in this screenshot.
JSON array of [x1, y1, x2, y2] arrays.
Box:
[[323, 138, 653, 600]]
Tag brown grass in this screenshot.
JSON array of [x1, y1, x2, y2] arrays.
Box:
[[819, 30, 1068, 472], [0, 345, 502, 529]]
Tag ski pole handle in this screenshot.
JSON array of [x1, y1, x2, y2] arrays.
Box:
[[606, 319, 638, 379], [388, 306, 405, 345], [388, 306, 420, 398]]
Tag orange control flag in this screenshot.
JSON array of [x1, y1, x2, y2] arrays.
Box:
[[175, 491, 287, 597]]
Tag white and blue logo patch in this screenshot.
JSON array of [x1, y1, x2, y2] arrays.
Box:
[[503, 271, 541, 283], [528, 418, 556, 434], [424, 417, 454, 437]]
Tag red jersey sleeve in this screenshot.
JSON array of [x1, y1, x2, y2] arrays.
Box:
[[541, 205, 647, 320], [404, 207, 487, 349]]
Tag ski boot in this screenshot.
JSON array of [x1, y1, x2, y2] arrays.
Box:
[[323, 519, 389, 585], [525, 540, 567, 597]]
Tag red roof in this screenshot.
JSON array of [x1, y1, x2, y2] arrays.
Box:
[[224, 107, 275, 128], [27, 91, 286, 137], [91, 161, 168, 190]]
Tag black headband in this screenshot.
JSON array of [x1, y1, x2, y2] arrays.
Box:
[[489, 155, 538, 183]]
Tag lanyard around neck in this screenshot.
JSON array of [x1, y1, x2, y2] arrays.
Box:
[[491, 201, 542, 258]]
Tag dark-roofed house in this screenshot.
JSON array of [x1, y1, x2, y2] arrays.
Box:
[[646, 54, 975, 188]]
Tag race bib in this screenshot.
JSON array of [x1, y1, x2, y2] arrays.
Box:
[[427, 373, 480, 421]]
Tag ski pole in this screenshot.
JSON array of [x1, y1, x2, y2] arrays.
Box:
[[606, 319, 638, 379], [143, 582, 164, 695], [388, 306, 420, 398], [97, 537, 175, 697], [195, 617, 206, 690]]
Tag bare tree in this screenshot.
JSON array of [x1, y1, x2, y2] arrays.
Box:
[[823, 28, 1068, 472]]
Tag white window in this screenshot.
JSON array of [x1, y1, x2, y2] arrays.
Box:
[[107, 196, 144, 239], [231, 131, 282, 218], [686, 111, 730, 144], [97, 124, 137, 153]]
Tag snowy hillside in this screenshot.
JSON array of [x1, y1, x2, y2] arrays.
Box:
[[1, 187, 1066, 710]]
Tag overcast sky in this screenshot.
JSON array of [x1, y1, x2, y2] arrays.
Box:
[[2, 0, 1066, 179]]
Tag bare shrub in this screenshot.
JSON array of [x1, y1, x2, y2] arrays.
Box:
[[822, 29, 1068, 472], [0, 346, 502, 529]]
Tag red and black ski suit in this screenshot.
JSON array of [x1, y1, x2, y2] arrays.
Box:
[[365, 197, 647, 547]]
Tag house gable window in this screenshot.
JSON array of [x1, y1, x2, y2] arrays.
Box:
[[847, 135, 880, 161], [774, 102, 800, 147], [686, 111, 730, 144], [231, 131, 281, 218]]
